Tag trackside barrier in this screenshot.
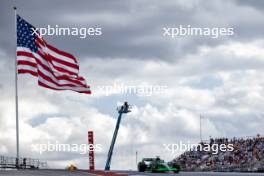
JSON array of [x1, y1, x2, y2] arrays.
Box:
[[0, 156, 47, 169]]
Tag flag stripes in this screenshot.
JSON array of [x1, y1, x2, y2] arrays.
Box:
[[16, 15, 91, 94], [17, 47, 91, 94]]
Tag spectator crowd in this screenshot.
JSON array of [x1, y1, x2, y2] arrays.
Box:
[[171, 134, 264, 172]]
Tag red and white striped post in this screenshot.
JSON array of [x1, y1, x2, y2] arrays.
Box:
[[88, 131, 95, 171]]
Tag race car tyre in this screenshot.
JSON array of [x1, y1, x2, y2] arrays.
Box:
[[138, 162, 147, 172]]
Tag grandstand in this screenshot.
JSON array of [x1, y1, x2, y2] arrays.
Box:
[[171, 135, 264, 172]]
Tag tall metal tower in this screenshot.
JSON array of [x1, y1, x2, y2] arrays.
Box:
[[105, 102, 131, 171]]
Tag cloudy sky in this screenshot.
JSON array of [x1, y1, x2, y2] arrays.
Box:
[[1, 0, 264, 170]]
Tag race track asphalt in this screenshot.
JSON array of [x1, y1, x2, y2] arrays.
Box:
[[1, 170, 264, 176]]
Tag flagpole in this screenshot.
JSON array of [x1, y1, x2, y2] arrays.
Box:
[[13, 6, 20, 169]]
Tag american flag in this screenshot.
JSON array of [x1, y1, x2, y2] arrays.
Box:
[[16, 15, 91, 94]]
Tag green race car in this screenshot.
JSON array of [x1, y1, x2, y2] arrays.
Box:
[[138, 157, 180, 173]]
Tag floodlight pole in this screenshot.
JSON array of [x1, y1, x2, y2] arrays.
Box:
[[200, 114, 202, 142], [136, 151, 138, 169], [105, 102, 131, 171]]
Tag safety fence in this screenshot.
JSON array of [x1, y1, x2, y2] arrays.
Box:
[[0, 156, 47, 169]]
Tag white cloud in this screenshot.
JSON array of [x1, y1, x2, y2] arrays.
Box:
[[2, 39, 264, 169], [1, 0, 264, 171]]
